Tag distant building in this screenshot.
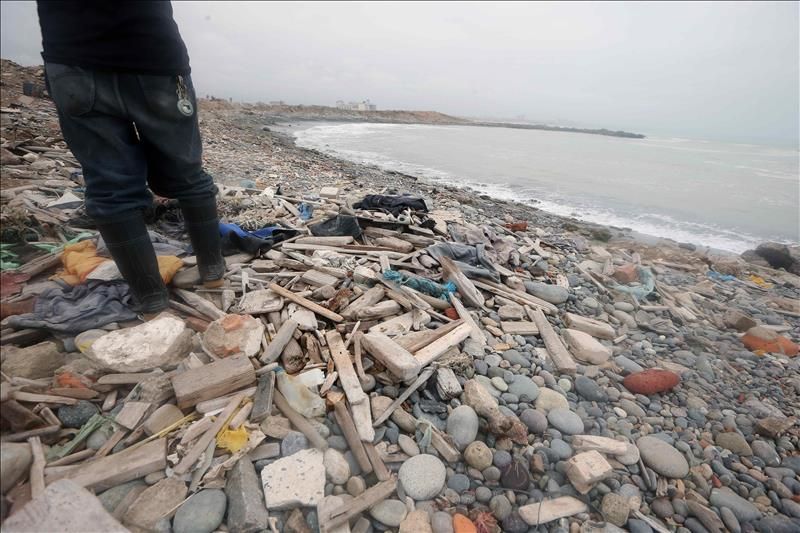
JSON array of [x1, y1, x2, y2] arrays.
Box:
[[335, 99, 376, 111], [269, 100, 286, 105]]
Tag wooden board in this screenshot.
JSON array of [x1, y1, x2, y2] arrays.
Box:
[[173, 394, 244, 475], [563, 312, 616, 340], [360, 332, 422, 381], [260, 319, 297, 364], [114, 402, 151, 430], [450, 295, 487, 344], [65, 438, 166, 492], [269, 282, 343, 322], [413, 322, 472, 366], [395, 319, 464, 353], [250, 371, 275, 423], [518, 496, 589, 526], [171, 355, 255, 409], [354, 300, 401, 321], [237, 289, 284, 314], [301, 269, 340, 288], [500, 321, 539, 336], [438, 256, 484, 308], [342, 286, 385, 319], [529, 307, 577, 374]]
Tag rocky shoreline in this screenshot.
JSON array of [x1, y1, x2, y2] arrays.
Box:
[[1, 59, 799, 533]]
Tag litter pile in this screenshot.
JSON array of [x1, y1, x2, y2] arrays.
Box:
[[1, 59, 800, 533]]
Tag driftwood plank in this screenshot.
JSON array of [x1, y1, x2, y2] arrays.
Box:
[[173, 395, 244, 475], [529, 307, 577, 374], [413, 322, 472, 366], [66, 438, 167, 491], [171, 355, 255, 409], [360, 332, 422, 381], [269, 282, 343, 322]]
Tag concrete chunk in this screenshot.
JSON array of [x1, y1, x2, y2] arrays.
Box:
[[260, 448, 325, 510]]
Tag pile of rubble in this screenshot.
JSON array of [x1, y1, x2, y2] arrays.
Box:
[[1, 59, 799, 533]]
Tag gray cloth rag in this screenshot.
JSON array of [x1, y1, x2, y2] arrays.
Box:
[[426, 242, 500, 282], [7, 281, 137, 333]]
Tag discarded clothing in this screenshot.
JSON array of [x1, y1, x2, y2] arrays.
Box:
[[57, 241, 109, 285], [383, 269, 456, 301], [353, 194, 428, 217], [55, 240, 183, 285], [449, 223, 515, 265], [309, 215, 362, 238], [7, 281, 138, 333], [426, 242, 500, 282], [219, 222, 299, 255]]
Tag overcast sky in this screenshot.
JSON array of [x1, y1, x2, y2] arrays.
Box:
[[1, 1, 798, 144]]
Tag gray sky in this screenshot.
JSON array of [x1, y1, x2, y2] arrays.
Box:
[[2, 1, 798, 144]]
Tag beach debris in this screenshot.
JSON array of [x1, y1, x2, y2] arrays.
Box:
[[0, 58, 797, 533]]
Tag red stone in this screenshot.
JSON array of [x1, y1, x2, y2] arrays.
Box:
[[622, 369, 680, 395], [613, 263, 639, 284]]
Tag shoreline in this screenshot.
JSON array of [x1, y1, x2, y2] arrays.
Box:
[[267, 120, 736, 259]]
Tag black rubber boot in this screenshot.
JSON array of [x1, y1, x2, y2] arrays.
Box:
[[94, 211, 169, 314], [179, 198, 226, 287]]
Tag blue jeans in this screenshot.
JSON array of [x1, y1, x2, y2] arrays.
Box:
[[45, 62, 217, 221]]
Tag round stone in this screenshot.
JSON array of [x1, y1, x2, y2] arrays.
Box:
[[464, 441, 493, 471], [173, 489, 226, 533], [398, 434, 420, 457], [475, 486, 492, 503], [323, 448, 350, 485], [281, 431, 308, 457], [547, 408, 585, 435], [574, 375, 608, 402], [637, 436, 689, 478], [447, 473, 470, 493], [550, 438, 573, 460], [446, 405, 479, 451], [431, 511, 454, 533], [346, 476, 366, 496], [490, 495, 513, 520], [398, 454, 446, 500], [491, 376, 509, 392], [535, 388, 569, 412], [58, 400, 99, 429], [507, 375, 540, 401], [520, 408, 548, 434], [557, 378, 572, 392], [370, 499, 407, 527]]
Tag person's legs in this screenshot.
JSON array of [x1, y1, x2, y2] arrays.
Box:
[[122, 73, 225, 286], [45, 63, 168, 312]]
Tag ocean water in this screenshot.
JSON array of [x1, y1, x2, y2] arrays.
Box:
[[293, 122, 799, 253]]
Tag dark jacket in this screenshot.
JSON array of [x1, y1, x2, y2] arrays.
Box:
[[37, 0, 190, 74]]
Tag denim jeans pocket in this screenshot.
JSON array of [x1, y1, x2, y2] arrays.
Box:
[[45, 63, 95, 117], [137, 74, 196, 121]]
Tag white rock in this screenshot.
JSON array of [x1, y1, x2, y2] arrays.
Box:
[[86, 314, 192, 372], [563, 329, 612, 364], [260, 448, 325, 509], [323, 448, 350, 485], [203, 314, 265, 358]]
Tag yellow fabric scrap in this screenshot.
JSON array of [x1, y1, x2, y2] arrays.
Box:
[[216, 425, 248, 453], [748, 275, 772, 289], [56, 241, 109, 285], [53, 240, 183, 285]]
